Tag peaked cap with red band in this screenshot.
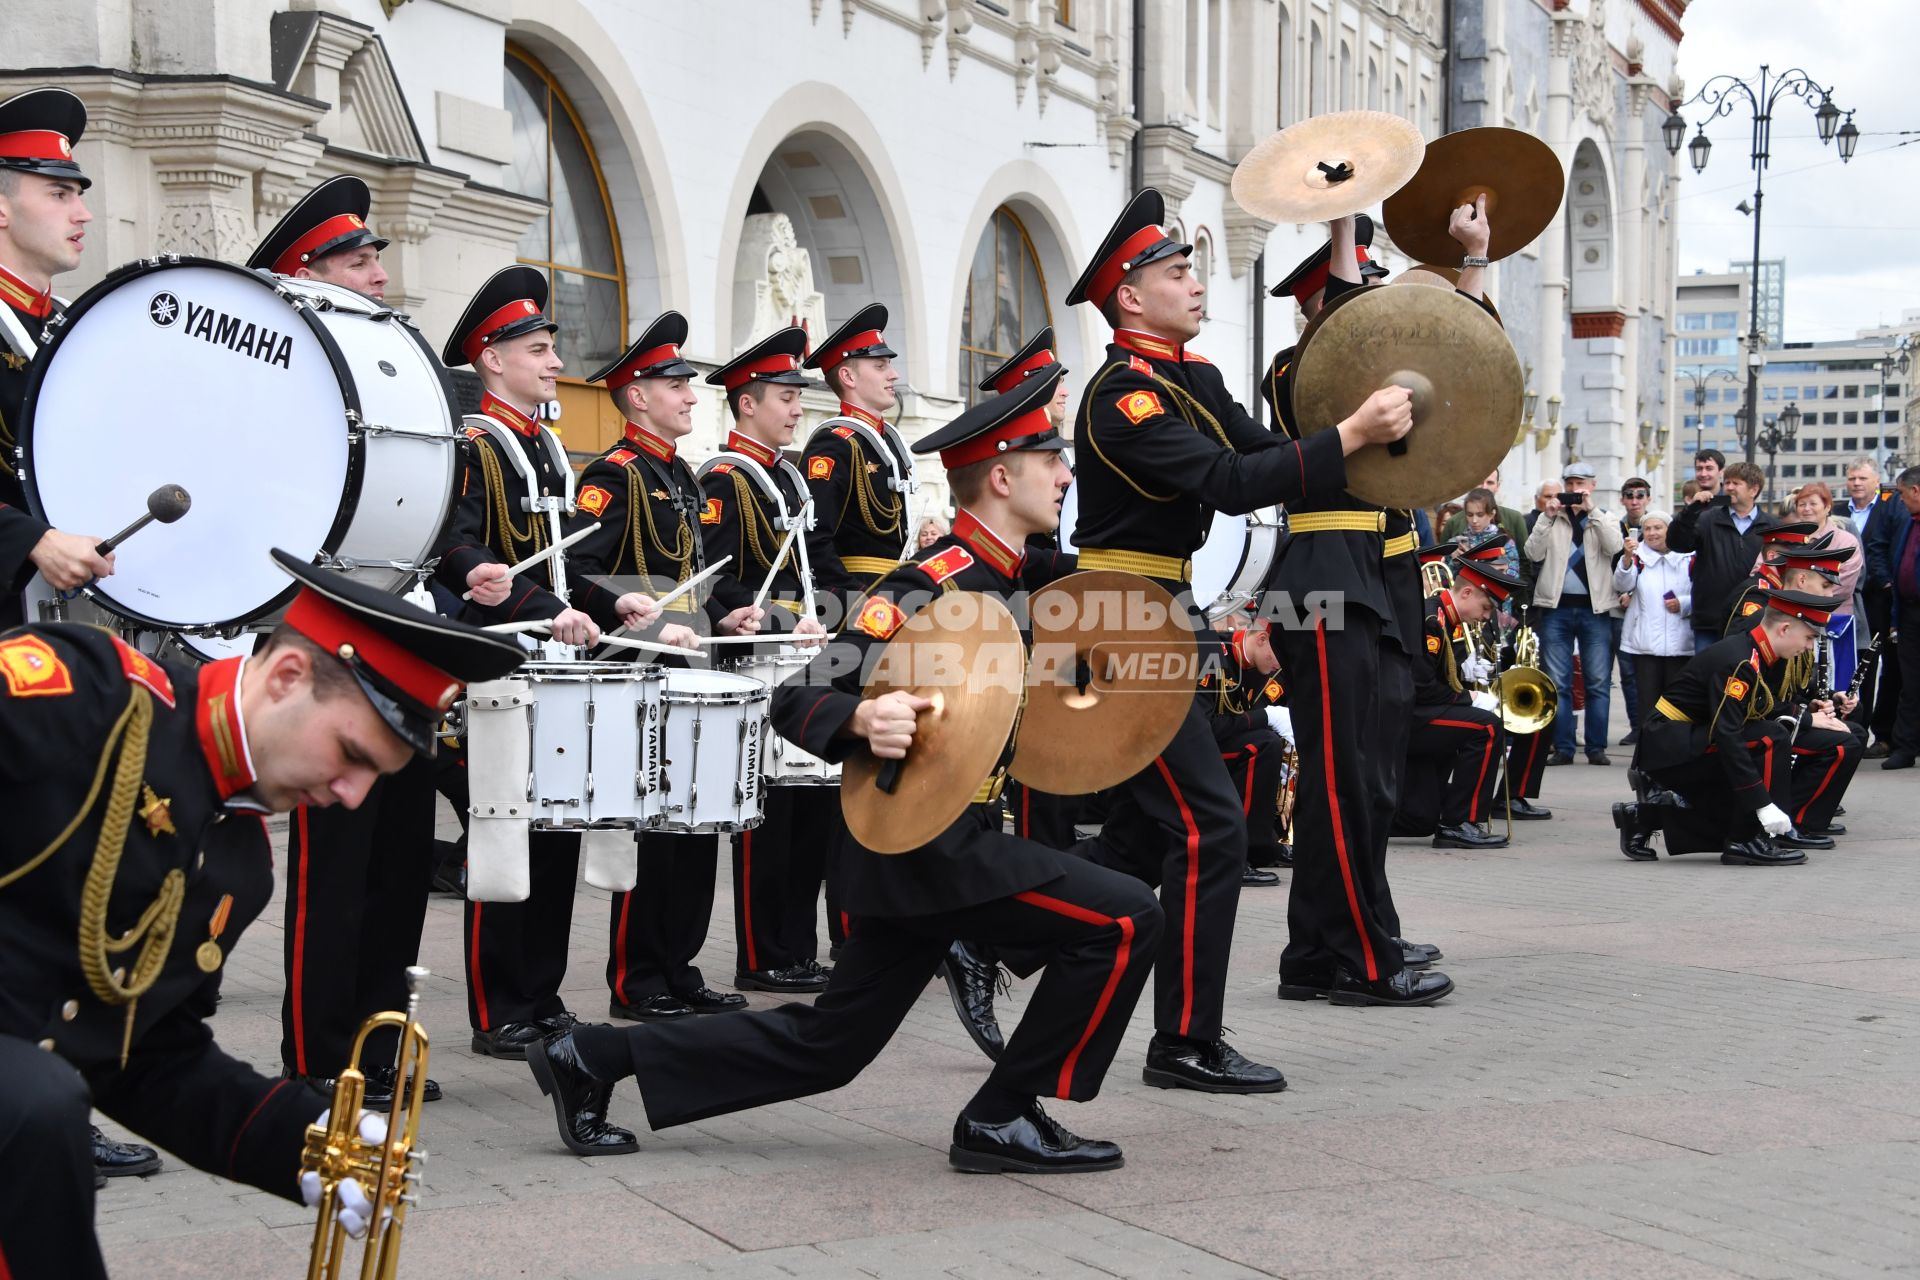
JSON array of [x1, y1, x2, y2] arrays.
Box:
[[1271, 213, 1383, 302], [442, 264, 557, 368], [802, 303, 897, 371], [270, 548, 524, 756], [1759, 520, 1820, 547], [1776, 534, 1854, 583], [247, 175, 388, 277], [708, 325, 812, 393], [1449, 531, 1521, 599], [0, 88, 89, 188], [977, 325, 1066, 394], [1761, 585, 1838, 635], [913, 365, 1066, 469], [1066, 188, 1192, 309], [587, 310, 697, 390]]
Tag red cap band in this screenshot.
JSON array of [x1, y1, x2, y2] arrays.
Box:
[[285, 588, 463, 716], [1762, 526, 1814, 545], [607, 343, 684, 391], [1088, 225, 1168, 309], [990, 348, 1058, 394], [1288, 247, 1374, 304], [818, 328, 885, 369], [274, 212, 370, 276], [461, 298, 545, 362], [1769, 596, 1833, 626], [939, 406, 1057, 468], [0, 129, 73, 162], [720, 352, 801, 392], [1455, 562, 1513, 602]]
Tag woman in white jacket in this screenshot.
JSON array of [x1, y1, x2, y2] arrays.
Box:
[[1612, 510, 1695, 726]]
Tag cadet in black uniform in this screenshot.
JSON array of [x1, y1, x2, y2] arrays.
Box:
[[1719, 521, 1821, 635], [0, 550, 522, 1280], [1616, 587, 1837, 866], [433, 267, 603, 1059], [569, 312, 763, 1023], [0, 88, 113, 632], [527, 367, 1165, 1175], [699, 327, 837, 993]]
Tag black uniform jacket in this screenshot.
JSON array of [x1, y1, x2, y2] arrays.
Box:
[[433, 393, 573, 624], [1668, 495, 1778, 634], [1200, 630, 1286, 741], [769, 514, 1074, 917], [0, 626, 321, 1200], [1412, 591, 1474, 709], [699, 431, 811, 637], [800, 404, 916, 600], [1638, 624, 1790, 808], [0, 293, 57, 608]]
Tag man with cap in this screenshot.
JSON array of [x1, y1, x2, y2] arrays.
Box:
[[528, 366, 1166, 1176], [1616, 587, 1841, 866], [253, 173, 460, 1107], [799, 303, 916, 611], [0, 548, 523, 1280], [434, 265, 603, 1060], [0, 87, 115, 633], [1392, 541, 1521, 854], [698, 326, 838, 995], [570, 311, 763, 1025], [1523, 461, 1626, 765]]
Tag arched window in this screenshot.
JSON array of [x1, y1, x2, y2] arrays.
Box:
[[502, 45, 627, 382], [1192, 228, 1213, 320], [958, 207, 1052, 407], [1338, 41, 1353, 110], [1309, 24, 1326, 115]]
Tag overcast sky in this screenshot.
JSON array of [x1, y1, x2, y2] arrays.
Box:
[[1673, 0, 1919, 344]]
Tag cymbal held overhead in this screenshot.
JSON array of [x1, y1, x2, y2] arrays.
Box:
[[1230, 111, 1427, 225]]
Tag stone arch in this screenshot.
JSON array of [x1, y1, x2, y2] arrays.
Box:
[[1566, 137, 1617, 314]]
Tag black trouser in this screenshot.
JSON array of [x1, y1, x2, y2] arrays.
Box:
[[732, 787, 836, 974], [1405, 705, 1505, 829], [611, 854, 1161, 1130], [465, 829, 580, 1031], [1507, 727, 1549, 801], [1863, 587, 1900, 743], [1004, 780, 1080, 849], [0, 1037, 102, 1280], [1643, 720, 1792, 854], [1895, 606, 1920, 755], [1630, 653, 1692, 729], [608, 831, 718, 1004], [1072, 700, 1247, 1040], [1219, 724, 1288, 863], [281, 756, 453, 1075], [1790, 723, 1864, 833], [1275, 614, 1406, 985]]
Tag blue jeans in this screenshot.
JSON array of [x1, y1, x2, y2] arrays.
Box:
[[1693, 627, 1718, 654], [1610, 614, 1639, 729], [1542, 601, 1613, 755]]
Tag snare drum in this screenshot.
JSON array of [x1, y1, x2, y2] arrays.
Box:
[[728, 647, 840, 785], [467, 661, 664, 828], [652, 669, 771, 832], [20, 257, 457, 631]]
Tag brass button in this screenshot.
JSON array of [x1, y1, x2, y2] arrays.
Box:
[[112, 967, 126, 984], [61, 1000, 78, 1021], [37, 1038, 55, 1051]]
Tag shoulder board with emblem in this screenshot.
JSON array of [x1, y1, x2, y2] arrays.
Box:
[[0, 633, 75, 698], [606, 447, 638, 467], [111, 636, 176, 709], [709, 461, 735, 475], [1183, 349, 1212, 365], [915, 545, 975, 585], [831, 425, 856, 440], [462, 425, 487, 441], [1126, 354, 1153, 376]]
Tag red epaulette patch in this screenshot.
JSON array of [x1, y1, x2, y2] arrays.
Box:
[[854, 596, 907, 640], [808, 456, 835, 481], [607, 448, 638, 467], [831, 426, 856, 439], [1725, 676, 1749, 700], [111, 636, 175, 709], [1127, 355, 1153, 376], [1426, 635, 1442, 654], [1740, 600, 1762, 617], [577, 485, 612, 518], [0, 634, 74, 699], [916, 545, 975, 584], [700, 498, 723, 526], [462, 425, 486, 441], [709, 462, 735, 475], [1264, 677, 1284, 703], [1116, 390, 1164, 425], [1183, 349, 1212, 364]]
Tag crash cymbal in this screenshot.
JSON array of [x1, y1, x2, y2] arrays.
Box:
[[1382, 126, 1564, 266], [1392, 264, 1500, 321], [1290, 285, 1522, 510], [841, 591, 1026, 855], [1010, 570, 1195, 794], [1231, 111, 1426, 225]]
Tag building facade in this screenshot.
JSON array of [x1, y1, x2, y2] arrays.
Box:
[[5, 0, 1683, 510]]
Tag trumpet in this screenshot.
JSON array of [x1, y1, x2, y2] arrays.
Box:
[[301, 966, 432, 1280]]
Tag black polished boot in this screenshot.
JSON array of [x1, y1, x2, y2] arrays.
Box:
[[948, 1100, 1123, 1174], [940, 940, 1007, 1063], [1720, 836, 1806, 866], [735, 963, 829, 993], [1142, 1033, 1287, 1093], [1241, 865, 1281, 886], [1612, 802, 1658, 861], [1774, 828, 1835, 851], [1507, 797, 1553, 820], [1433, 822, 1508, 850], [1328, 966, 1456, 1007], [676, 986, 748, 1014], [91, 1127, 161, 1178], [470, 1021, 547, 1060], [362, 1062, 442, 1105], [1394, 938, 1436, 970], [608, 994, 692, 1021], [527, 1030, 640, 1155]]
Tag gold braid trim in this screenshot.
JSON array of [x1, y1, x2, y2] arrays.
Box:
[[731, 470, 781, 573], [849, 436, 903, 537], [1146, 370, 1234, 449], [1441, 624, 1465, 694], [477, 437, 546, 564], [627, 465, 695, 609]]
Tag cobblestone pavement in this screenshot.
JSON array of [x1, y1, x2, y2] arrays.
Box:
[[96, 739, 1919, 1278]]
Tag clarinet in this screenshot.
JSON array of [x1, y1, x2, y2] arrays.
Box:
[[1843, 632, 1885, 711]]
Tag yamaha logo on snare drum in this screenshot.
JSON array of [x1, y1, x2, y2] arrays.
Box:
[[152, 295, 295, 369], [148, 292, 180, 327]]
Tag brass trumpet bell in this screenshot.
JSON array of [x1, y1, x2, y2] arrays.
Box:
[[1495, 666, 1557, 735]]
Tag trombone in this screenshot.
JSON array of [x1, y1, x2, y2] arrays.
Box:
[[1466, 622, 1556, 840]]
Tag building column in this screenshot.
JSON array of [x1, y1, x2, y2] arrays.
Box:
[[1535, 12, 1576, 493]]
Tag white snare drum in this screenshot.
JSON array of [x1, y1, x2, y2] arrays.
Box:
[[469, 661, 664, 828], [653, 669, 770, 832], [729, 646, 840, 785], [1191, 506, 1283, 622], [20, 257, 457, 630]]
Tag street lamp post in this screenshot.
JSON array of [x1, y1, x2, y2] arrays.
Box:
[[1757, 401, 1802, 503], [1873, 335, 1914, 478], [1676, 366, 1739, 456], [1664, 66, 1857, 465]]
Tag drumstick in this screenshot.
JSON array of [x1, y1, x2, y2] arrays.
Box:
[[483, 619, 695, 658], [751, 521, 805, 614], [650, 556, 731, 613], [461, 522, 600, 599]]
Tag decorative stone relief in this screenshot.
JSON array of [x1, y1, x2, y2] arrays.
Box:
[[733, 213, 828, 351], [1567, 0, 1616, 127]]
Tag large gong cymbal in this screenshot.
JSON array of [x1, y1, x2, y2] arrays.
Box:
[[1290, 285, 1522, 510], [1382, 126, 1564, 266], [1231, 111, 1426, 225], [1010, 571, 1195, 795], [841, 591, 1026, 855]]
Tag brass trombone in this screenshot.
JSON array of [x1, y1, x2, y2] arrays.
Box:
[[302, 966, 432, 1280], [1495, 626, 1557, 737]]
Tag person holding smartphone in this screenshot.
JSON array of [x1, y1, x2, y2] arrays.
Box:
[[1523, 463, 1625, 764], [1612, 510, 1694, 723]]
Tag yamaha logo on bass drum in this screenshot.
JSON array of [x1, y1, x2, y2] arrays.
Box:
[[148, 290, 294, 369]]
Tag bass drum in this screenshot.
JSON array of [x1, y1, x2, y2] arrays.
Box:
[[1058, 483, 1282, 622], [20, 257, 457, 631]]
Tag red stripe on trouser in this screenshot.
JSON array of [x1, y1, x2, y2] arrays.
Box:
[[1793, 744, 1845, 824], [290, 807, 311, 1073], [1013, 890, 1137, 1097], [468, 902, 491, 1029], [1020, 785, 1031, 838], [1243, 744, 1259, 815], [0, 1236, 12, 1280], [1315, 621, 1377, 980], [1149, 755, 1203, 1036], [1431, 719, 1497, 823], [1522, 732, 1543, 793], [226, 1078, 291, 1176], [613, 892, 634, 1004], [739, 831, 758, 972]]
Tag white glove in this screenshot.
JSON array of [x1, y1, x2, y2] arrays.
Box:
[[300, 1110, 389, 1239], [1756, 803, 1793, 837], [1461, 655, 1494, 686], [1469, 691, 1499, 714]]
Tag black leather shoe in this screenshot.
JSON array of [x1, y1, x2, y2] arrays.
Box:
[[1393, 938, 1433, 970], [1546, 751, 1574, 766], [1247, 843, 1292, 869], [1720, 836, 1806, 866], [949, 1100, 1122, 1174], [1881, 753, 1914, 770], [1587, 751, 1612, 766], [539, 1010, 579, 1036], [91, 1126, 161, 1178], [828, 944, 843, 961], [1803, 822, 1846, 837], [676, 986, 747, 1014], [527, 1031, 639, 1156], [1241, 866, 1280, 886], [1865, 742, 1892, 759], [1142, 1033, 1287, 1093], [1507, 797, 1553, 820], [940, 940, 1006, 1063], [608, 994, 692, 1021], [735, 964, 829, 993], [1277, 970, 1332, 1001], [363, 1063, 442, 1105], [1613, 802, 1658, 860], [1775, 828, 1834, 851], [1834, 806, 1846, 816], [471, 1021, 546, 1060], [802, 957, 833, 980], [1620, 729, 1640, 746], [1433, 823, 1508, 849], [1329, 966, 1455, 1007]]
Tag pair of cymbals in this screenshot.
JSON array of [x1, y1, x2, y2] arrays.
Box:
[[1232, 111, 1426, 224]]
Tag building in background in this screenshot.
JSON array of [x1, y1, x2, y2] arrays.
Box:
[[1672, 268, 1753, 471], [4, 0, 1683, 507]]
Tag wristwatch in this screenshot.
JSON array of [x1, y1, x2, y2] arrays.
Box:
[[1461, 255, 1491, 268]]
